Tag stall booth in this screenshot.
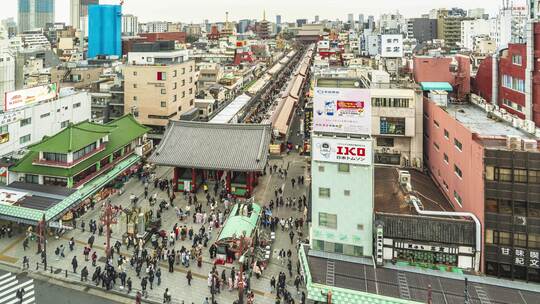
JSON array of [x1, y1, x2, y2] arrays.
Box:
[[214, 202, 262, 264], [150, 121, 271, 197]]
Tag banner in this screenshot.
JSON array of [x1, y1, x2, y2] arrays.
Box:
[[313, 87, 371, 135], [4, 83, 58, 111], [312, 137, 372, 166]]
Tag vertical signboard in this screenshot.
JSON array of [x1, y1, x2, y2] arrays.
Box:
[[313, 87, 371, 135]]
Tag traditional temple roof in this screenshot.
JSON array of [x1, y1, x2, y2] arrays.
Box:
[[149, 121, 271, 171], [11, 114, 149, 177]]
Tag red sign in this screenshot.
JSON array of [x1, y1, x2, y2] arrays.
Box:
[[336, 146, 366, 157]]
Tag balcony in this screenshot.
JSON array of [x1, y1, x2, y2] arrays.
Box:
[[33, 145, 106, 168], [72, 151, 133, 188]]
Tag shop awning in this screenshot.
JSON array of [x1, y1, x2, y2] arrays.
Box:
[[420, 82, 453, 91]]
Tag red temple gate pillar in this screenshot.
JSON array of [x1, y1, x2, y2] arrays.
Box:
[[226, 171, 231, 192], [173, 167, 179, 192]]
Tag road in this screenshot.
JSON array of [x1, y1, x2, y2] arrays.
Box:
[[0, 269, 120, 304]]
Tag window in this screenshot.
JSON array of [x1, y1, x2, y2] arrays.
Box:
[[334, 243, 343, 254], [173, 70, 177, 77], [157, 71, 167, 81], [453, 190, 463, 206], [499, 200, 512, 214], [182, 91, 186, 98], [133, 71, 137, 76], [161, 89, 166, 94], [19, 134, 31, 144], [344, 190, 351, 196], [73, 142, 97, 161], [133, 84, 137, 88], [0, 125, 7, 134], [529, 233, 540, 249], [380, 117, 405, 135], [182, 79, 185, 86], [312, 240, 324, 251], [502, 98, 524, 113], [173, 82, 177, 89], [43, 152, 67, 163], [189, 77, 193, 83], [529, 170, 540, 184], [512, 54, 523, 66], [497, 168, 512, 182], [454, 165, 463, 178], [357, 224, 364, 230], [443, 153, 449, 163], [173, 95, 177, 102], [486, 229, 494, 244], [40, 112, 50, 119], [319, 212, 337, 229], [43, 176, 67, 187], [60, 120, 69, 128], [485, 166, 494, 181], [514, 233, 527, 247], [443, 180, 449, 191], [454, 138, 463, 151], [182, 68, 186, 74], [433, 142, 439, 151], [502, 74, 525, 92], [514, 169, 527, 183], [189, 88, 193, 95], [444, 129, 449, 139], [514, 201, 527, 216], [377, 137, 394, 147], [161, 101, 167, 108], [318, 166, 324, 172], [20, 118, 31, 127], [319, 187, 330, 198], [434, 120, 440, 128], [73, 102, 81, 108], [338, 163, 350, 173], [485, 199, 498, 213], [25, 174, 39, 184], [499, 231, 511, 245]]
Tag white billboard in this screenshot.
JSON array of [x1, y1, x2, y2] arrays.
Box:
[[381, 34, 403, 58], [312, 137, 372, 166], [313, 87, 371, 135], [4, 83, 58, 112]]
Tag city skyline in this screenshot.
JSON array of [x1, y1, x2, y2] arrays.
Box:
[[1, 0, 524, 25]]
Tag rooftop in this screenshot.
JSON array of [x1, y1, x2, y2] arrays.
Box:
[[303, 246, 540, 304], [11, 115, 149, 177], [374, 167, 454, 215], [149, 121, 271, 172], [445, 103, 536, 139]]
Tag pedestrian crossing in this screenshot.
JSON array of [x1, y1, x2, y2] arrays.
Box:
[[0, 272, 35, 304]]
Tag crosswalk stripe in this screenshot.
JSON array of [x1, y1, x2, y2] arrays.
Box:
[[0, 273, 35, 304], [0, 274, 11, 281], [0, 280, 34, 302]]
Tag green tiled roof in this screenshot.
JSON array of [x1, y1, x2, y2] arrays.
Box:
[[11, 114, 150, 177], [217, 203, 261, 242], [29, 121, 115, 153]]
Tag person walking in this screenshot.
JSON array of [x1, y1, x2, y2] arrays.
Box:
[[141, 277, 148, 297], [15, 287, 25, 304], [127, 277, 132, 294], [270, 275, 276, 293], [156, 268, 162, 286], [81, 266, 88, 282], [71, 256, 78, 273], [186, 270, 193, 285]]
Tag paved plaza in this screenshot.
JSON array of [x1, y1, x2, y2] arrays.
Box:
[[0, 151, 310, 304]]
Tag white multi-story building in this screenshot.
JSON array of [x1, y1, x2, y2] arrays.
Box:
[[19, 31, 51, 50], [144, 21, 169, 33], [378, 12, 406, 34], [122, 14, 139, 36], [490, 5, 527, 49], [461, 19, 491, 51], [0, 89, 91, 158]]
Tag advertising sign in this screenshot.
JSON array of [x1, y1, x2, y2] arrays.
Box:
[[4, 84, 58, 111], [381, 34, 404, 58], [312, 137, 372, 165], [313, 87, 371, 135]]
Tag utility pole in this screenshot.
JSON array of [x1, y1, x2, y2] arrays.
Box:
[[37, 214, 47, 268], [464, 278, 469, 304], [101, 201, 115, 259], [237, 233, 245, 304], [427, 284, 432, 304]]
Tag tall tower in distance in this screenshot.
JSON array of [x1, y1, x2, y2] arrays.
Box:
[[70, 0, 99, 30], [18, 0, 55, 32]]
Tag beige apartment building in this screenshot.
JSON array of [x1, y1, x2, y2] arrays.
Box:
[[124, 48, 196, 135]]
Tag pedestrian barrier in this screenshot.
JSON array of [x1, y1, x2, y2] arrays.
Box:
[[0, 272, 35, 304]]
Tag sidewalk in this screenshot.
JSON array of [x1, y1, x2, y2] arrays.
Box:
[[0, 153, 310, 304]]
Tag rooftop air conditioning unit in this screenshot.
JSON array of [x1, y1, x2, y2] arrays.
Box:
[[524, 120, 536, 134], [500, 108, 507, 115], [515, 216, 527, 226], [522, 139, 538, 151], [507, 135, 521, 150], [399, 170, 411, 187]]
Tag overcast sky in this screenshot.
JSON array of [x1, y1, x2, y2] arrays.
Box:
[[1, 0, 527, 24]]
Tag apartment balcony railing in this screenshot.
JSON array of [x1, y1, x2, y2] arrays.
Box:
[[33, 145, 106, 168]]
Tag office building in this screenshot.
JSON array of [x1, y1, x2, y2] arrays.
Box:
[[70, 0, 99, 31], [407, 18, 437, 43], [461, 19, 491, 51], [122, 14, 139, 36], [88, 4, 122, 58], [0, 88, 91, 159], [347, 13, 354, 24], [296, 19, 308, 28], [124, 44, 196, 137], [18, 0, 55, 32]]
